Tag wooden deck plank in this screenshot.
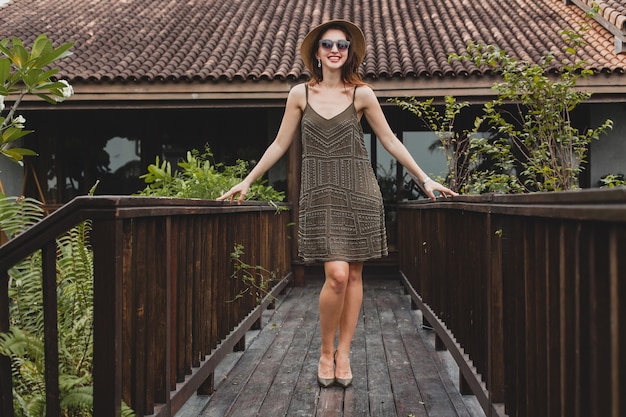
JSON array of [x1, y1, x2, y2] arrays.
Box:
[[414, 322, 475, 417], [375, 288, 429, 417], [198, 287, 306, 416], [257, 290, 321, 416], [341, 303, 369, 417], [389, 290, 466, 417], [180, 277, 486, 417], [316, 388, 345, 416], [283, 325, 321, 417], [363, 288, 398, 416], [222, 303, 303, 416]]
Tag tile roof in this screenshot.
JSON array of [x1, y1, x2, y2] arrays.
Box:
[[582, 0, 626, 31], [0, 0, 625, 84]]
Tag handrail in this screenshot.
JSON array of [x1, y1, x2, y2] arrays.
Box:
[[397, 188, 626, 417], [0, 196, 293, 417]]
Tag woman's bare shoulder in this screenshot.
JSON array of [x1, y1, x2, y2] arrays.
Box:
[[289, 82, 308, 97], [354, 84, 378, 112], [355, 84, 375, 98], [288, 83, 308, 109]]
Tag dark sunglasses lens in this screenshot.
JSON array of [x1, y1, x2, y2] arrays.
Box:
[[320, 40, 333, 49], [319, 40, 350, 50]]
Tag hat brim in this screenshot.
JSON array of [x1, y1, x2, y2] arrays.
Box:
[[300, 20, 366, 74]]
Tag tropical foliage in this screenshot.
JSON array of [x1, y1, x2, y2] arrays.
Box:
[[136, 145, 285, 202], [0, 35, 74, 164], [0, 195, 134, 417]]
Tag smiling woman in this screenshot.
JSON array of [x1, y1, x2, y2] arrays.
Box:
[[217, 19, 456, 391]]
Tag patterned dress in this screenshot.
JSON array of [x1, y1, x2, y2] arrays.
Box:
[[298, 85, 388, 262]]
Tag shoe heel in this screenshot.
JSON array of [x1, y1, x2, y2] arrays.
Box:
[[333, 351, 352, 388]]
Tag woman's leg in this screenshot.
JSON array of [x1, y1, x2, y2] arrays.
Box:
[[335, 262, 363, 382], [318, 261, 350, 382], [318, 261, 363, 384]]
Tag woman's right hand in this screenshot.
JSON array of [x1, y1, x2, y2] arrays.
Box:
[[217, 181, 250, 204]]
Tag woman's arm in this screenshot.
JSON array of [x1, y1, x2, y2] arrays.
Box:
[[358, 86, 457, 200], [217, 84, 306, 203]]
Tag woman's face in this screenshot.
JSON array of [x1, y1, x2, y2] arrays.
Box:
[[315, 28, 350, 71]]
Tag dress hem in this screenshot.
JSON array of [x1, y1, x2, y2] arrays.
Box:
[[297, 251, 388, 263]]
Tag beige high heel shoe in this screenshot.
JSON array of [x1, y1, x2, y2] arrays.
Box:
[[317, 356, 335, 388], [334, 351, 352, 388]]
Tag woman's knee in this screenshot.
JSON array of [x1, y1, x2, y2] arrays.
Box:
[[324, 262, 350, 292]]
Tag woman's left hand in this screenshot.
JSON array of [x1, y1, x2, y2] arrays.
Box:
[[422, 179, 458, 201]]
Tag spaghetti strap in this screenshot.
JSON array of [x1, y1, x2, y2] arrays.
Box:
[[352, 86, 357, 102], [305, 84, 309, 102]]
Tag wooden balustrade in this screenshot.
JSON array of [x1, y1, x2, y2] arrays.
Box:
[[397, 188, 626, 417], [0, 196, 292, 417]]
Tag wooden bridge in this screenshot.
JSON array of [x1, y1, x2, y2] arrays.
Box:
[[175, 273, 484, 417], [1, 189, 625, 417]]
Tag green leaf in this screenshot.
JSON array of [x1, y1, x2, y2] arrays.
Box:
[[2, 127, 33, 143], [22, 67, 44, 88], [11, 43, 29, 68], [34, 92, 59, 104], [0, 40, 13, 60], [1, 148, 27, 162], [2, 147, 38, 157], [34, 41, 74, 68], [0, 57, 10, 85], [30, 34, 52, 60]]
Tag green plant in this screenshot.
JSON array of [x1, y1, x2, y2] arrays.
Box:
[[136, 145, 285, 203], [390, 95, 525, 194], [448, 8, 612, 192], [395, 9, 613, 195], [229, 243, 276, 304], [0, 192, 135, 417], [390, 96, 476, 193], [0, 35, 74, 164], [600, 174, 626, 188]]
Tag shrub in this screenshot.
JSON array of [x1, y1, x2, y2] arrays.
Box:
[[136, 145, 285, 202]]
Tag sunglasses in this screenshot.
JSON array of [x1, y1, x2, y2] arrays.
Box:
[[319, 39, 350, 51]]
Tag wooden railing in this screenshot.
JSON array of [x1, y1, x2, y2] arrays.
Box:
[[0, 196, 292, 417], [398, 188, 626, 417]]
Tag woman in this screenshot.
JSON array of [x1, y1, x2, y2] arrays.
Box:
[[218, 20, 457, 388]]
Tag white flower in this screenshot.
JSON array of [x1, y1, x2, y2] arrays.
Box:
[[0, 95, 5, 112], [13, 115, 26, 129], [54, 80, 74, 102]]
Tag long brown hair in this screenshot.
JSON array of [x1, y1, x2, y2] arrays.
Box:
[[307, 24, 368, 87]]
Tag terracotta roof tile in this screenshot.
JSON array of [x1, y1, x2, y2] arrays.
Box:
[[0, 0, 624, 84]]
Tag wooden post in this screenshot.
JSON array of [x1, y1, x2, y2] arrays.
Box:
[[42, 242, 60, 417], [197, 373, 215, 396], [92, 217, 124, 417], [234, 335, 246, 352], [488, 215, 505, 403], [293, 263, 305, 287]]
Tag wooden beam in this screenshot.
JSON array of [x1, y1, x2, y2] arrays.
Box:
[[9, 74, 626, 110]]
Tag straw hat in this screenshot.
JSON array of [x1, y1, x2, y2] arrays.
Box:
[[300, 19, 366, 74]]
